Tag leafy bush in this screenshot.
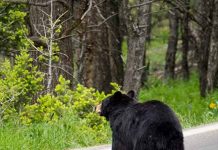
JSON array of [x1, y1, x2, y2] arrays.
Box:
[[20, 74, 121, 125], [19, 76, 118, 148], [20, 94, 66, 124], [0, 2, 28, 52], [0, 50, 43, 121]]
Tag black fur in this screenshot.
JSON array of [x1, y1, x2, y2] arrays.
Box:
[[99, 91, 184, 150]]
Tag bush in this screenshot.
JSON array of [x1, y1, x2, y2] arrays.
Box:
[[20, 94, 66, 124], [19, 76, 118, 147], [0, 50, 43, 121], [0, 49, 119, 148], [20, 74, 121, 126]]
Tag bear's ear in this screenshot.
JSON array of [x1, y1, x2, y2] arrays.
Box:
[[113, 91, 122, 100], [127, 90, 135, 99]]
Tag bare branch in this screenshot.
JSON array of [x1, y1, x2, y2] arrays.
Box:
[[54, 35, 74, 41], [53, 10, 68, 27], [27, 38, 48, 56], [93, 1, 119, 42], [28, 36, 47, 47], [3, 0, 27, 3], [163, 0, 208, 26], [88, 13, 118, 28], [33, 24, 44, 38], [81, 0, 93, 20], [129, 0, 159, 9], [3, 0, 69, 8], [41, 17, 49, 47]]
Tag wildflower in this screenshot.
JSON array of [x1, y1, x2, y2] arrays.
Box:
[[209, 102, 216, 109]]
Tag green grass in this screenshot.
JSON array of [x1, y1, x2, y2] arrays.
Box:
[[139, 73, 218, 128], [0, 114, 111, 150], [1, 74, 218, 149]]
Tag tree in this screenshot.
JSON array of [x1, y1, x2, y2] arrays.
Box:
[[181, 0, 190, 80], [122, 0, 151, 95], [197, 0, 214, 97], [164, 8, 179, 79], [207, 0, 218, 92], [75, 0, 123, 93]]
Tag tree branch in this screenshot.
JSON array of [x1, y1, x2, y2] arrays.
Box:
[[3, 0, 69, 8], [81, 0, 93, 20], [88, 13, 118, 28], [129, 0, 158, 9]]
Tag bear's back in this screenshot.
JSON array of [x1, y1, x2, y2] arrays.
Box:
[[124, 100, 182, 131], [111, 100, 183, 150]]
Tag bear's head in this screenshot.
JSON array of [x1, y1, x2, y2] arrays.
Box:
[[96, 90, 136, 120]]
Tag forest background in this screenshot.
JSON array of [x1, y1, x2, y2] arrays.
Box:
[[1, 0, 218, 149]]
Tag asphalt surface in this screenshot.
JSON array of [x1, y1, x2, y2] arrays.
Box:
[[74, 122, 218, 150], [184, 122, 218, 150]]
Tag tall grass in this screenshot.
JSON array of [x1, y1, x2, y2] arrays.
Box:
[[0, 114, 111, 150], [139, 73, 218, 128]]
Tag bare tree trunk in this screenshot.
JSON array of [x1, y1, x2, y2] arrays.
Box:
[[164, 9, 179, 79], [76, 0, 123, 93], [71, 0, 88, 87], [197, 0, 214, 97], [181, 0, 190, 80], [46, 0, 54, 93], [0, 50, 5, 63], [145, 3, 152, 42], [122, 0, 150, 95], [207, 0, 218, 92], [107, 0, 124, 86]]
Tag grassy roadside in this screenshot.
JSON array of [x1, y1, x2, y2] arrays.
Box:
[[139, 73, 218, 128], [1, 74, 218, 150], [0, 114, 111, 150]]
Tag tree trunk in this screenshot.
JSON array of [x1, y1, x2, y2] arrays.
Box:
[[0, 49, 6, 63], [71, 0, 88, 87], [107, 0, 124, 86], [29, 0, 74, 91], [122, 0, 150, 95], [197, 0, 214, 97], [76, 0, 123, 93], [207, 0, 218, 92], [164, 9, 179, 79], [145, 3, 152, 42], [181, 0, 190, 80]]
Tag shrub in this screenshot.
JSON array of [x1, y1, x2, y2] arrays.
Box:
[[0, 50, 43, 121], [20, 74, 121, 126], [20, 94, 66, 124]]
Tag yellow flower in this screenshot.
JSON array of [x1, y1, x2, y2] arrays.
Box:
[[209, 102, 216, 109]]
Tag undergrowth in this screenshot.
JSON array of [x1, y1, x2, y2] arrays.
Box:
[[0, 113, 111, 150]]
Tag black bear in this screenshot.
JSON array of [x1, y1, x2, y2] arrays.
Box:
[[96, 91, 184, 150]]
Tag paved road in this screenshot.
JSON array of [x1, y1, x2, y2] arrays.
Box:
[[74, 122, 218, 150], [184, 122, 218, 150]]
